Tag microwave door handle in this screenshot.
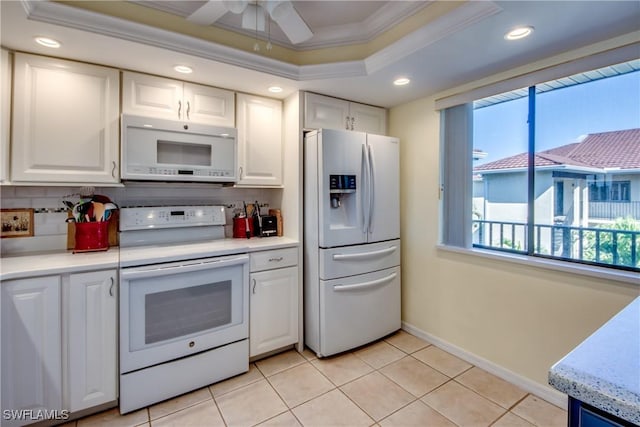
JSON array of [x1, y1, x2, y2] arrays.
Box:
[[121, 255, 249, 280]]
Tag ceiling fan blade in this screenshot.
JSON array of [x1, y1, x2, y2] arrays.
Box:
[[187, 1, 230, 25], [266, 1, 313, 44]]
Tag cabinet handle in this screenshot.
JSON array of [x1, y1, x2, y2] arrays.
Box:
[[111, 161, 117, 178], [351, 117, 355, 130], [239, 166, 243, 179], [345, 116, 350, 130], [252, 278, 257, 294], [109, 277, 114, 297], [269, 257, 284, 262], [178, 100, 182, 119], [186, 101, 191, 120]]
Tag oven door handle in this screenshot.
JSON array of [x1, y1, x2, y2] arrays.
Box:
[[120, 255, 249, 280]]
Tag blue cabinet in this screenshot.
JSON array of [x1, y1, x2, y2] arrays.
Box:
[[569, 398, 635, 427]]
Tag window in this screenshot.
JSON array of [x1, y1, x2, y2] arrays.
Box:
[[443, 59, 640, 272]]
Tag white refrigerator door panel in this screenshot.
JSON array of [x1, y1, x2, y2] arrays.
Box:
[[318, 129, 367, 248], [319, 267, 401, 357], [319, 239, 400, 280], [367, 134, 400, 243]]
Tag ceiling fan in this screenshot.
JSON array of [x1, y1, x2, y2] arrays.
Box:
[[187, 0, 313, 44]]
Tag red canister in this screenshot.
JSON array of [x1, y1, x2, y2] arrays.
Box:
[[232, 216, 253, 238], [74, 221, 109, 252]]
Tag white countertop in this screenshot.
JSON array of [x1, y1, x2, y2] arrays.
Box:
[[548, 296, 640, 424], [1, 237, 299, 280]]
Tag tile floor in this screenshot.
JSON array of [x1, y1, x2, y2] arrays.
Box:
[[70, 331, 567, 427]]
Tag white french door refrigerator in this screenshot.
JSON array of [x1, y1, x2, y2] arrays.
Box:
[[304, 128, 401, 357]]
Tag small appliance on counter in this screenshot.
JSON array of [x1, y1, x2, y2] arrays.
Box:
[[232, 201, 280, 238]]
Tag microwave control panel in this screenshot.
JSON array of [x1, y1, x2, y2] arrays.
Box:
[[125, 166, 235, 180], [120, 205, 226, 230]]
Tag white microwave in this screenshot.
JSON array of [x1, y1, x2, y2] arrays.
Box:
[[121, 115, 237, 183]]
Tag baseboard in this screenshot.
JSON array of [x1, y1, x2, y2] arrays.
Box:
[[401, 321, 568, 410]]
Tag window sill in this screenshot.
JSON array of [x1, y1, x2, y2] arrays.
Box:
[[436, 244, 639, 286]]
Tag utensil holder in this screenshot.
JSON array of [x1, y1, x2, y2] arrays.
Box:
[[74, 221, 109, 252]]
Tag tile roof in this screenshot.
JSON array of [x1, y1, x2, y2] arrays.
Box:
[[475, 128, 640, 172]]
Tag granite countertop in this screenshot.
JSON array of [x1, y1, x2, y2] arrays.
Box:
[[549, 296, 640, 425], [1, 237, 299, 280]]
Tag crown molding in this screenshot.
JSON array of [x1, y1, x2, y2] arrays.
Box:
[[21, 0, 500, 82]]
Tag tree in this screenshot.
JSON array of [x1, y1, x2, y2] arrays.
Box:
[[582, 217, 640, 268]]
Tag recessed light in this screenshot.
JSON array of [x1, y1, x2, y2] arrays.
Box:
[[504, 26, 534, 40], [393, 78, 410, 86], [268, 86, 283, 93], [34, 37, 61, 48], [174, 65, 193, 74]]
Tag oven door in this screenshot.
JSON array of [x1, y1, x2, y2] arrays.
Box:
[[120, 254, 249, 373]]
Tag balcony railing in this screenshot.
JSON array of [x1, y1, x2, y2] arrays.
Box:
[[589, 201, 640, 220], [473, 219, 640, 270]]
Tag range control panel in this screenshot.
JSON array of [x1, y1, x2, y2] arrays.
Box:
[[119, 205, 226, 230]]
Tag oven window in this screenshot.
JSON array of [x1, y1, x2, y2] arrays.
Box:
[[144, 280, 231, 344], [157, 140, 212, 166]]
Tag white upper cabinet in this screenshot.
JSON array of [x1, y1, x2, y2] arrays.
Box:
[[236, 93, 283, 187], [11, 53, 120, 184], [122, 71, 235, 127], [304, 92, 387, 135], [1, 49, 10, 184]]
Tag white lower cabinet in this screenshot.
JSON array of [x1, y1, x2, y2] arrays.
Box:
[[65, 270, 117, 412], [1, 276, 62, 427], [1, 269, 117, 426], [249, 248, 298, 357]]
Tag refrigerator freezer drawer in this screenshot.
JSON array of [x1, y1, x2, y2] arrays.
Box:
[[319, 266, 401, 357], [319, 239, 400, 280]]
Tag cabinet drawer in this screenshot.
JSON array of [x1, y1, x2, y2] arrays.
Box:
[[251, 247, 298, 272]]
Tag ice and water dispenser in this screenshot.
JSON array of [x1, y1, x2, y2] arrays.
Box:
[[328, 174, 358, 229]]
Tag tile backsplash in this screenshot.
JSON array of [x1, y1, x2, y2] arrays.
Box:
[[1, 184, 280, 255]]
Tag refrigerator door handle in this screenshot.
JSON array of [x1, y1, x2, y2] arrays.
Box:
[[367, 143, 375, 234], [361, 143, 370, 234], [332, 246, 398, 261], [333, 272, 397, 292]]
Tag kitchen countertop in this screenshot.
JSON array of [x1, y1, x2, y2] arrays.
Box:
[[1, 237, 299, 280], [548, 296, 640, 425]]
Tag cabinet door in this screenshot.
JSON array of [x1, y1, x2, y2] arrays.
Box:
[[350, 102, 387, 135], [304, 92, 350, 130], [66, 270, 117, 412], [183, 83, 235, 127], [122, 71, 183, 120], [1, 276, 62, 426], [11, 53, 119, 183], [250, 266, 298, 357], [236, 94, 283, 186], [1, 49, 10, 183]]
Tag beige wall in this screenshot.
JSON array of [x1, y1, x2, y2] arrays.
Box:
[[389, 39, 639, 391]]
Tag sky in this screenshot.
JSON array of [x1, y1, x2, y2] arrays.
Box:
[[473, 70, 640, 166]]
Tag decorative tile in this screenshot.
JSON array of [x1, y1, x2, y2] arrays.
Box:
[[412, 346, 472, 377], [340, 371, 415, 421], [379, 400, 456, 427], [379, 356, 449, 397], [209, 363, 264, 397], [148, 387, 212, 420], [150, 401, 224, 427], [292, 389, 373, 427], [354, 341, 405, 369], [384, 331, 430, 354], [421, 380, 505, 426], [267, 363, 335, 408], [255, 350, 307, 377], [311, 352, 373, 386], [77, 408, 149, 427], [511, 395, 567, 427], [215, 379, 288, 426]]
